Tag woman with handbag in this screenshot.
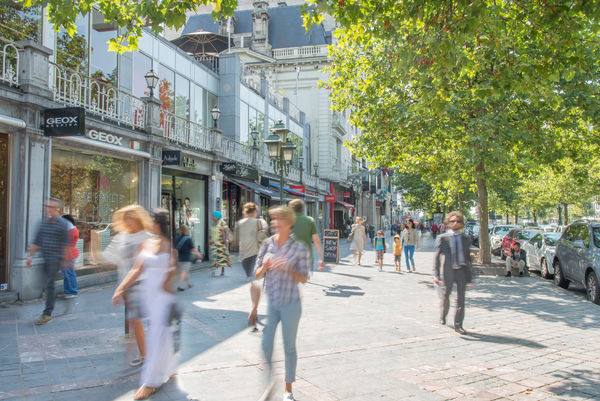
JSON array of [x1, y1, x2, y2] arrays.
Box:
[[174, 225, 203, 291], [350, 216, 366, 266], [112, 209, 179, 400]]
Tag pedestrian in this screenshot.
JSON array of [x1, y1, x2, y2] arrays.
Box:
[[431, 223, 439, 239], [210, 211, 231, 277], [505, 242, 527, 277], [393, 234, 402, 272], [402, 219, 419, 272], [236, 202, 269, 330], [61, 214, 79, 299], [26, 198, 70, 325], [439, 222, 446, 234], [391, 222, 396, 236], [374, 230, 387, 271], [103, 205, 153, 366], [255, 206, 309, 401], [112, 209, 179, 400], [288, 199, 325, 273], [350, 216, 367, 266], [174, 225, 202, 291], [368, 224, 376, 247], [432, 211, 472, 335]]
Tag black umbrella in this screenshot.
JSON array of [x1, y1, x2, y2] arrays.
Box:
[[171, 30, 231, 55]]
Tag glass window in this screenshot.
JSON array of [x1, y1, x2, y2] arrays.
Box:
[[158, 64, 175, 112], [56, 14, 89, 74], [576, 225, 590, 247], [90, 9, 117, 86], [132, 52, 152, 98], [175, 74, 190, 119], [0, 1, 42, 42], [190, 84, 204, 125], [593, 227, 600, 248], [563, 225, 578, 242], [119, 52, 132, 93], [544, 233, 561, 247], [240, 101, 249, 144], [51, 147, 139, 269]]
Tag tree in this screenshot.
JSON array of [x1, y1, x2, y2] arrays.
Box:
[[323, 1, 600, 263]]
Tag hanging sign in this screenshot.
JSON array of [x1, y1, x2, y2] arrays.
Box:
[[290, 185, 306, 193], [324, 195, 336, 202], [44, 107, 85, 137]]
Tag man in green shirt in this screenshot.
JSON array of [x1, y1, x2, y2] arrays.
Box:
[[289, 199, 325, 272]]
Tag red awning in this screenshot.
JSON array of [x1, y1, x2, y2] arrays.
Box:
[[336, 200, 355, 209]]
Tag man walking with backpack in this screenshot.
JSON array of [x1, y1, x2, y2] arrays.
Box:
[[236, 202, 268, 330]]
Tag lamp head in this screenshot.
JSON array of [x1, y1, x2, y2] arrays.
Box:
[[264, 133, 283, 158]]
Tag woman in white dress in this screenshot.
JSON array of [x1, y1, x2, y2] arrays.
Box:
[[350, 216, 367, 266], [112, 209, 178, 400]]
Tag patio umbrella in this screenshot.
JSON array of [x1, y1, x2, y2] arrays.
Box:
[[171, 30, 231, 55]]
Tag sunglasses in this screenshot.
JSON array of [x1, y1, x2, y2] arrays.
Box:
[[449, 219, 463, 223]]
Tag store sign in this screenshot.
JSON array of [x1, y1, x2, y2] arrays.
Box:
[[290, 185, 305, 193], [343, 191, 351, 198], [221, 162, 258, 180], [220, 162, 237, 174], [183, 156, 196, 169], [162, 150, 181, 165], [86, 129, 123, 145], [44, 107, 85, 137], [324, 195, 336, 202]]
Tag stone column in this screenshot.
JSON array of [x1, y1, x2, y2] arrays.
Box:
[[16, 40, 52, 98], [217, 54, 241, 141]]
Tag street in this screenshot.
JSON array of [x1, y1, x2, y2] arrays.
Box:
[[1, 233, 600, 401]]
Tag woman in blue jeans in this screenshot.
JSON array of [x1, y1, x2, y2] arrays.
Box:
[[255, 206, 309, 401], [402, 219, 419, 272], [61, 214, 79, 298]]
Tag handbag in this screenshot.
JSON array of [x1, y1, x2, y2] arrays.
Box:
[[256, 218, 268, 247], [348, 227, 355, 242]]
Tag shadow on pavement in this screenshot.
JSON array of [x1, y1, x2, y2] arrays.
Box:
[[459, 332, 545, 348], [306, 282, 365, 298], [547, 369, 600, 398], [324, 270, 372, 281]]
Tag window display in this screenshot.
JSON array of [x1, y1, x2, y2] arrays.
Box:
[[51, 147, 139, 268]]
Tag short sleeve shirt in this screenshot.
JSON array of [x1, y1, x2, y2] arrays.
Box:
[[175, 235, 196, 262], [291, 213, 318, 260]]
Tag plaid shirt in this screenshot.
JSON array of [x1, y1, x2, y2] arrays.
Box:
[[33, 217, 70, 260], [255, 235, 309, 306]]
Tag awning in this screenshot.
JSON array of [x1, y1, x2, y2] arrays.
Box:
[[336, 200, 355, 209], [269, 183, 318, 199], [227, 177, 279, 198]]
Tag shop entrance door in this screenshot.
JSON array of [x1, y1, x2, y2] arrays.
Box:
[[0, 134, 9, 286]]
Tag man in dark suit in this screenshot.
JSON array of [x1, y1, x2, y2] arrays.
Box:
[[433, 211, 473, 335]]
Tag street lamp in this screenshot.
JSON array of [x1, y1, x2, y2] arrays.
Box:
[[298, 156, 304, 184], [144, 69, 159, 97], [265, 120, 296, 202], [250, 128, 259, 148], [210, 105, 221, 128], [313, 162, 318, 177]]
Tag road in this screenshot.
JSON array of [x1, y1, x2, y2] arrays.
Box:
[[1, 233, 599, 401]]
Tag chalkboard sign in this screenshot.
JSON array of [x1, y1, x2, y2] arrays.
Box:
[[324, 229, 339, 238], [323, 238, 339, 263]]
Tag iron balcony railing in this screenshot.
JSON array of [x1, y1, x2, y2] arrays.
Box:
[[160, 110, 215, 151], [0, 39, 19, 86], [49, 62, 146, 130]]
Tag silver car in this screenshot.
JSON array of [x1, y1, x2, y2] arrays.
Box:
[[490, 225, 520, 256], [521, 232, 561, 279]]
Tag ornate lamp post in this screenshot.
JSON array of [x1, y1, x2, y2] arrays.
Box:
[[210, 105, 221, 128], [250, 128, 259, 164], [313, 162, 318, 177], [264, 120, 296, 202], [144, 69, 159, 97], [298, 156, 304, 184]]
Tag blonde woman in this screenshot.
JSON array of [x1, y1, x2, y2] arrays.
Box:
[[255, 206, 309, 401], [104, 205, 153, 367], [350, 216, 367, 266]]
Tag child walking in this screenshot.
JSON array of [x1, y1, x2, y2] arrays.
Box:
[[374, 230, 387, 271], [393, 234, 402, 272]]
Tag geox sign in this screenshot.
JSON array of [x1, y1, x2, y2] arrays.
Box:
[[43, 107, 85, 137]]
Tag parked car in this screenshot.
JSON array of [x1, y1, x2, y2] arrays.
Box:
[[490, 225, 520, 256], [500, 228, 541, 260], [466, 224, 480, 247], [521, 232, 561, 279], [553, 221, 600, 304]]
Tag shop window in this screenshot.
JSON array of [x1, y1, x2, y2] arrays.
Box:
[[90, 8, 117, 87], [56, 14, 89, 74], [0, 1, 42, 43], [51, 147, 139, 270]]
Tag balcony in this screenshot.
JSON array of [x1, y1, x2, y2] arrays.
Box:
[[0, 39, 20, 87], [50, 62, 146, 130], [272, 45, 328, 60], [160, 110, 213, 151], [332, 110, 349, 135]]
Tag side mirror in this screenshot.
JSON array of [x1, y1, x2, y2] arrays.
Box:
[[573, 240, 585, 249]]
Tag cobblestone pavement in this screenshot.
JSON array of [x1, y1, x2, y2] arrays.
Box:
[[1, 233, 600, 401]]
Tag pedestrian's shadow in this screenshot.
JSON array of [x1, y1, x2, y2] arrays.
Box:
[[459, 332, 545, 349], [323, 284, 365, 298]]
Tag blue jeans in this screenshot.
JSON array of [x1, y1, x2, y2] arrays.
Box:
[[262, 301, 302, 383], [404, 245, 415, 270], [62, 261, 78, 295]]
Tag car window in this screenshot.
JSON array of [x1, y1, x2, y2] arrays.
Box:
[[575, 225, 590, 247], [544, 233, 561, 246], [495, 227, 511, 236], [563, 225, 578, 242], [530, 234, 542, 245], [593, 227, 600, 248], [506, 229, 516, 238], [515, 230, 537, 240]]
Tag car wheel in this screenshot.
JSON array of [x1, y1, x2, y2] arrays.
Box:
[[541, 259, 551, 279], [586, 272, 600, 305], [553, 260, 569, 289]]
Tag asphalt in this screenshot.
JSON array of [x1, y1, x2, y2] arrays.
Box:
[[1, 233, 599, 401]]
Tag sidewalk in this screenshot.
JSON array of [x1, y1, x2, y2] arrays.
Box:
[[1, 232, 600, 400]]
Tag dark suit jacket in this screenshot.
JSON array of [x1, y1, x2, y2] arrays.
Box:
[[433, 232, 473, 284]]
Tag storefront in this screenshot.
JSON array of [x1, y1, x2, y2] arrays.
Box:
[[161, 151, 209, 256], [50, 140, 143, 270], [0, 133, 9, 289]]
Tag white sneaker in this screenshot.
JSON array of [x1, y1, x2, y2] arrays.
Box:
[[64, 294, 78, 299], [283, 392, 295, 401]]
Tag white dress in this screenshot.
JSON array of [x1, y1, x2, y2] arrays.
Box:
[[138, 250, 178, 388]]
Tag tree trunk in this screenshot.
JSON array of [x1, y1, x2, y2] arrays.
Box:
[[476, 162, 491, 264], [563, 203, 568, 225], [458, 192, 464, 214], [515, 210, 519, 225], [506, 209, 509, 225], [533, 210, 537, 226]]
